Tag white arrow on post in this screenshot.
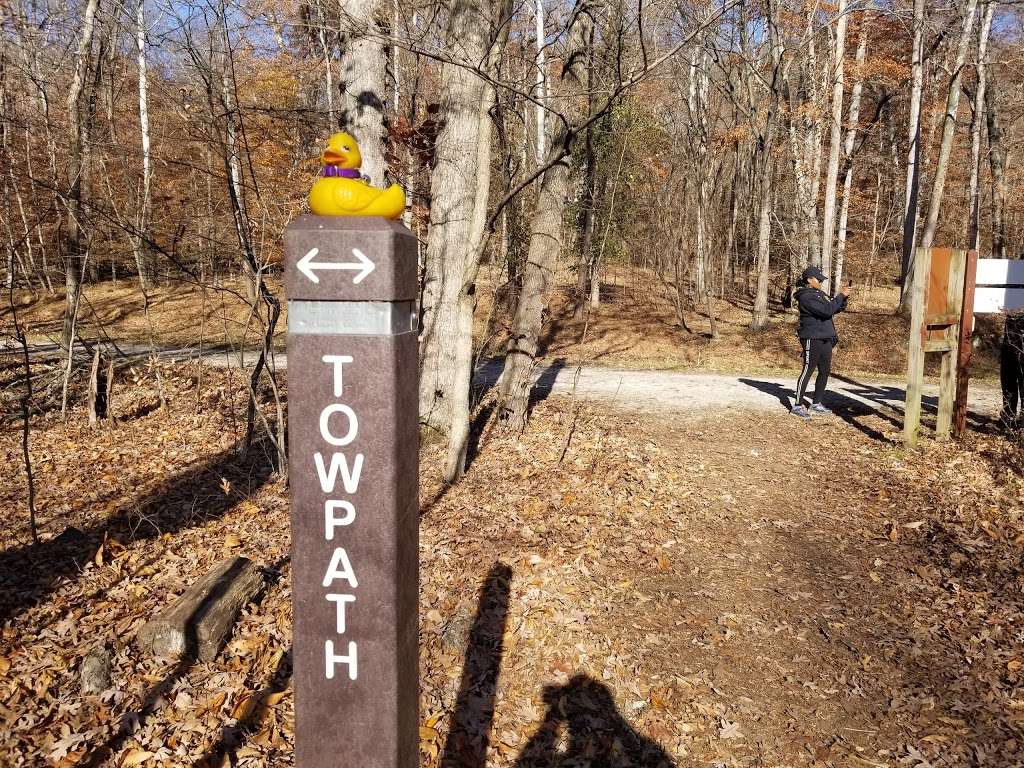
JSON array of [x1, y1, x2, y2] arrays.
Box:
[[297, 247, 375, 285]]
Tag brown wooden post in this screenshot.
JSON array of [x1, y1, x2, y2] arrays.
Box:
[[935, 249, 966, 440], [284, 216, 419, 768], [904, 247, 930, 447], [954, 249, 978, 436]]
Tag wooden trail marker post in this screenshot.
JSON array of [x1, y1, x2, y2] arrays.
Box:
[[284, 216, 419, 767]]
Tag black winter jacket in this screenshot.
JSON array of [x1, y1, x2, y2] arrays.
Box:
[[794, 286, 848, 340]]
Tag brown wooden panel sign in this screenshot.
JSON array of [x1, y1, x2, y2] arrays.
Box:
[[905, 247, 969, 446], [285, 216, 419, 767]]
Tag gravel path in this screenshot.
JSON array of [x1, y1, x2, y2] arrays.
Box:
[[7, 340, 1002, 419], [495, 362, 1002, 419]]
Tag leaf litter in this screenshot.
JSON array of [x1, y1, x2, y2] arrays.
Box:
[[1, 362, 1022, 766]]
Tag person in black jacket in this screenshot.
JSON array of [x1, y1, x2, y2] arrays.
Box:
[[791, 265, 853, 418]]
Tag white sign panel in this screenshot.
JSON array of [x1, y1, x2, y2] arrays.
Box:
[[974, 287, 1024, 314], [976, 258, 1024, 286]]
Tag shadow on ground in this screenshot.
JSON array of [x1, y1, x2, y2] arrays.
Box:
[[0, 441, 276, 623], [514, 676, 675, 768], [441, 562, 674, 768]]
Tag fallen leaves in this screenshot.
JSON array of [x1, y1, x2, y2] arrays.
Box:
[[3, 364, 1024, 768], [120, 749, 156, 767]]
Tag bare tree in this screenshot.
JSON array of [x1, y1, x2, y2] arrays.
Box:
[[920, 0, 979, 248], [820, 0, 849, 283], [61, 0, 102, 353], [968, 0, 996, 252], [900, 0, 926, 306], [338, 0, 389, 182], [496, 0, 597, 428]]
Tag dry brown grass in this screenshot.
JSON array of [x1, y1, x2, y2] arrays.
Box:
[[4, 267, 1001, 379], [4, 276, 286, 351]]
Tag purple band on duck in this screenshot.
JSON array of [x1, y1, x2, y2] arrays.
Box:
[[322, 166, 362, 178]]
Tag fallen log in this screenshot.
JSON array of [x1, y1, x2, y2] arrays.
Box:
[[137, 556, 263, 662]]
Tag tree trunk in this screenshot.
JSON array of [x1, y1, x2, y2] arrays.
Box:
[[133, 0, 158, 289], [986, 76, 1007, 258], [899, 0, 925, 308], [920, 0, 979, 248], [534, 0, 546, 165], [496, 0, 595, 428], [834, 16, 869, 289], [968, 0, 995, 252], [820, 0, 848, 284], [62, 0, 101, 353], [418, 0, 495, 436], [750, 157, 774, 330], [338, 0, 388, 183], [443, 0, 512, 482], [750, 0, 782, 331]]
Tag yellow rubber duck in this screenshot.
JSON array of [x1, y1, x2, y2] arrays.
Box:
[[308, 132, 406, 219]]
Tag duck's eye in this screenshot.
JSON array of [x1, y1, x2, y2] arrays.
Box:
[[342, 146, 350, 151]]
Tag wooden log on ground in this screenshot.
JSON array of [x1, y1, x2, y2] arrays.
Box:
[[136, 556, 263, 662]]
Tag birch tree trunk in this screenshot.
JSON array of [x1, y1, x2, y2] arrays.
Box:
[[969, 0, 995, 252], [496, 0, 595, 428], [820, 0, 848, 284], [834, 17, 869, 289], [133, 0, 158, 289], [899, 0, 925, 307], [920, 0, 979, 248], [338, 0, 388, 183]]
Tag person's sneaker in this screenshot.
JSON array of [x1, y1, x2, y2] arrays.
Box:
[[809, 403, 832, 415], [791, 405, 811, 418]]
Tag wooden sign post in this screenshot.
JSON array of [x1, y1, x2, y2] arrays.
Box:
[[953, 257, 1024, 435], [953, 250, 979, 436], [904, 247, 968, 446], [284, 216, 419, 767]]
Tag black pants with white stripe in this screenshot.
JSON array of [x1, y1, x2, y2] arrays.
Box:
[[795, 338, 834, 407]]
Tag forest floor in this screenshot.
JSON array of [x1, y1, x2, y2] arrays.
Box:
[[4, 270, 1005, 381], [1, 363, 1023, 767]]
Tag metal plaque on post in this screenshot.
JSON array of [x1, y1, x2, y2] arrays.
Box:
[[284, 215, 419, 767]]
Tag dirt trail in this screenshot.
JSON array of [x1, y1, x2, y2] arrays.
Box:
[[422, 404, 1022, 768], [2, 358, 1020, 766]]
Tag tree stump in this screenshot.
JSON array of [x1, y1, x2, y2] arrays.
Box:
[[136, 556, 263, 661]]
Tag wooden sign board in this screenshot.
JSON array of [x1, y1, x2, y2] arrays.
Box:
[[926, 248, 957, 320], [974, 287, 1024, 314], [905, 247, 969, 447], [975, 258, 1024, 286], [973, 259, 1024, 314]]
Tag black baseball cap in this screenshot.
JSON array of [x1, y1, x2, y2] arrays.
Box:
[[801, 266, 828, 283]]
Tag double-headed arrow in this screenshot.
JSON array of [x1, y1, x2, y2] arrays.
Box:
[[297, 247, 375, 284]]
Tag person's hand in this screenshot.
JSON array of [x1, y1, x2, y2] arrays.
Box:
[[841, 283, 855, 297]]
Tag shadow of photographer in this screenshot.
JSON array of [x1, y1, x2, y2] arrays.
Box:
[[515, 676, 674, 768], [442, 562, 673, 768]]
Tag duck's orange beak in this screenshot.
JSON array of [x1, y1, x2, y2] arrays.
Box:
[[321, 148, 345, 164]]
